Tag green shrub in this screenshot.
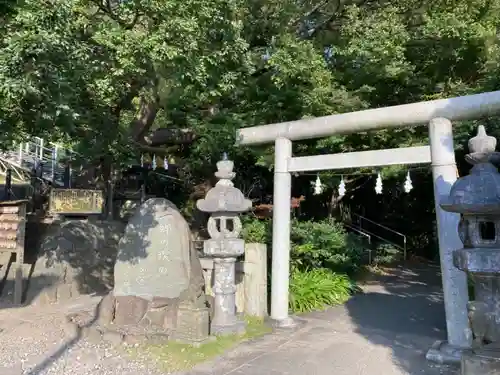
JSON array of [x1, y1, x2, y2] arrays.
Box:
[[373, 243, 401, 265], [290, 219, 364, 274], [240, 215, 271, 244], [289, 268, 355, 313]]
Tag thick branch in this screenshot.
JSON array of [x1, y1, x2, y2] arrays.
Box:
[[289, 0, 332, 27], [130, 94, 160, 141], [143, 128, 197, 146], [129, 94, 198, 148]]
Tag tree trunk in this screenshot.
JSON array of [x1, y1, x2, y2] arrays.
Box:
[[328, 189, 344, 219], [130, 94, 160, 141]]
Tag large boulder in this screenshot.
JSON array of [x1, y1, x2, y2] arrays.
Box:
[[97, 198, 207, 332], [27, 219, 125, 305]]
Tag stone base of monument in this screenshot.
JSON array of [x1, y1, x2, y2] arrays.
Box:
[[65, 294, 214, 348], [66, 310, 171, 347], [461, 345, 500, 375], [63, 293, 185, 347], [170, 302, 215, 347]]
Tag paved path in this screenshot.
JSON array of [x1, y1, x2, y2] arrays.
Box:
[[0, 263, 459, 375], [183, 264, 458, 375]]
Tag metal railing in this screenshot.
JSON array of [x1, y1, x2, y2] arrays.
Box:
[[0, 137, 77, 186], [342, 210, 407, 260], [351, 213, 407, 260], [344, 223, 372, 245]]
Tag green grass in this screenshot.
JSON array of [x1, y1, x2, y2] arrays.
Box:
[[289, 268, 356, 314], [133, 316, 271, 373]]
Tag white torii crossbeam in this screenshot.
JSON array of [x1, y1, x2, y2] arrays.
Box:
[[236, 91, 500, 364], [288, 146, 431, 172]]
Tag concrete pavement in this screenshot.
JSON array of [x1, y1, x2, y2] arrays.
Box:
[[183, 264, 459, 375]]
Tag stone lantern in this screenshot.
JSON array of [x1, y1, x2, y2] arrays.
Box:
[[440, 126, 500, 374], [197, 154, 252, 335]]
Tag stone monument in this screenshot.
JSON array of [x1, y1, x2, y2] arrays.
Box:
[[68, 198, 211, 345], [197, 153, 252, 335], [440, 126, 500, 374]]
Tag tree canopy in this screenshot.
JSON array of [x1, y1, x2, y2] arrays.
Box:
[[2, 0, 500, 254], [2, 0, 499, 152]]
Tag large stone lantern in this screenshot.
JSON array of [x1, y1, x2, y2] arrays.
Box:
[[440, 125, 500, 374], [197, 154, 252, 335]]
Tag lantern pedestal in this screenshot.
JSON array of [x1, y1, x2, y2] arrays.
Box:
[[204, 239, 246, 335]]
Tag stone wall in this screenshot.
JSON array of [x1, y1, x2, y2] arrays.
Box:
[[16, 217, 268, 316], [26, 219, 125, 305], [200, 243, 268, 318]]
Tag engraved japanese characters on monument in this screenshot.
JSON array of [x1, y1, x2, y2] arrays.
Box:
[[113, 198, 191, 300]]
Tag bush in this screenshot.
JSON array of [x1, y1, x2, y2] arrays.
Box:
[[241, 216, 361, 313], [240, 215, 271, 244], [289, 268, 355, 313], [291, 219, 365, 274], [373, 243, 401, 265]]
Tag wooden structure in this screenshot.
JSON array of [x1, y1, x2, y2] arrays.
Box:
[[0, 200, 28, 304]]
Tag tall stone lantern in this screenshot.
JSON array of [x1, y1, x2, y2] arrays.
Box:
[[440, 126, 500, 374], [197, 154, 252, 335]]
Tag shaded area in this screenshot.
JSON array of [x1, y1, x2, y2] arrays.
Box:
[[0, 218, 125, 307], [0, 199, 166, 374], [9, 197, 206, 374], [0, 199, 163, 308], [33, 219, 125, 295], [0, 218, 54, 307], [345, 262, 457, 375]]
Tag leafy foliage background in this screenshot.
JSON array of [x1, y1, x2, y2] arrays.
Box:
[[2, 0, 500, 260]]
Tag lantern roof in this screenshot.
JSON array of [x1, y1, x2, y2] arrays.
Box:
[[196, 154, 252, 214], [441, 126, 500, 214]]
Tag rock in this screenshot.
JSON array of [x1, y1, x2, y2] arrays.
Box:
[[97, 293, 115, 325], [113, 198, 192, 300], [114, 296, 149, 325], [143, 306, 168, 327], [102, 330, 125, 347], [27, 219, 125, 306], [95, 198, 209, 345]]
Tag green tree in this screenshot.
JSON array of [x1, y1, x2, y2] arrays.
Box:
[[2, 0, 500, 256]]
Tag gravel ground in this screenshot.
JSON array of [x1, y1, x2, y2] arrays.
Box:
[[0, 296, 163, 375]]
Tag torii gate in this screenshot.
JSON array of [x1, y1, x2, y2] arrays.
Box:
[[236, 91, 500, 363]]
